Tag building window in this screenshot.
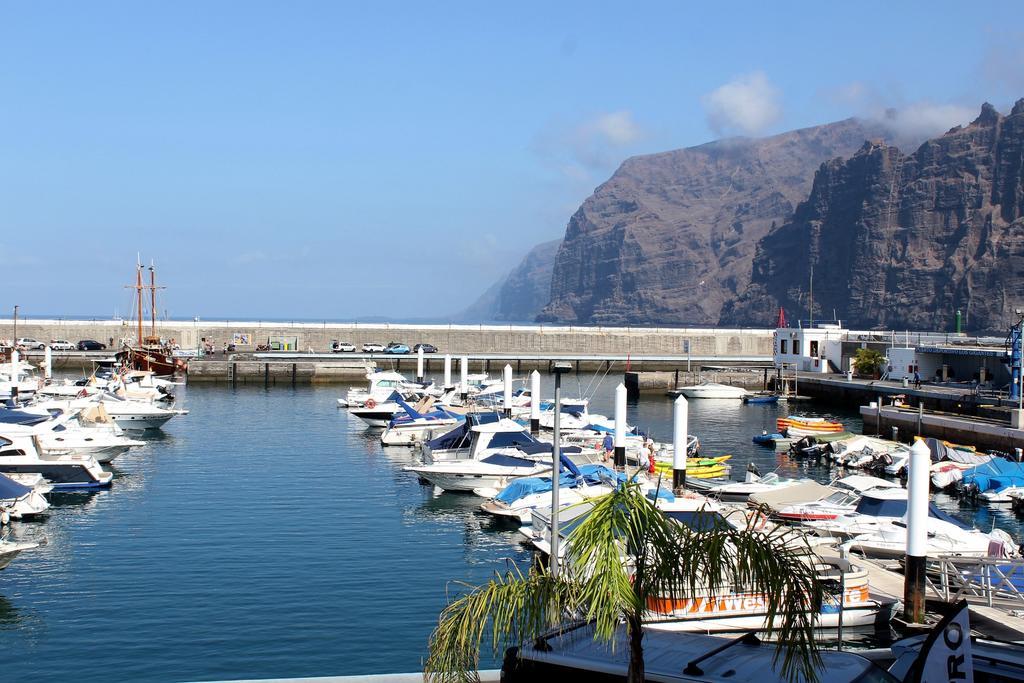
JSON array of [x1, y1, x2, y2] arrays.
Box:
[[809, 340, 819, 357], [780, 339, 788, 354], [794, 339, 801, 355]]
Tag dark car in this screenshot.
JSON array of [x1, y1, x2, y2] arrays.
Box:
[[413, 343, 438, 354], [77, 339, 107, 351]]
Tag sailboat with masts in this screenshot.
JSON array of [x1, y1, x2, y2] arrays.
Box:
[[115, 260, 188, 376]]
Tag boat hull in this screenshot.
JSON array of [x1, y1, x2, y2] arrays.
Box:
[[0, 463, 113, 489]]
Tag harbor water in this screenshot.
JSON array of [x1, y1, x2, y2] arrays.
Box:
[[1, 375, 1021, 682]]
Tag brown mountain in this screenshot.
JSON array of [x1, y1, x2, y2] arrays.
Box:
[[721, 101, 1024, 333], [537, 118, 895, 325]]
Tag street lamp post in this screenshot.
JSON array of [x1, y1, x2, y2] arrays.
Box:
[[549, 362, 572, 577]]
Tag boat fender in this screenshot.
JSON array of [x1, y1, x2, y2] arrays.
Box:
[[365, 399, 377, 409]]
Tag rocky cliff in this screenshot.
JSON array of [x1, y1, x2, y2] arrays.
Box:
[[457, 239, 560, 322], [722, 101, 1024, 332], [537, 118, 895, 325]]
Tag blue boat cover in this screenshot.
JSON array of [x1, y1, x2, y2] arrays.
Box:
[[962, 457, 1024, 492], [646, 488, 675, 503], [480, 453, 538, 468], [0, 472, 31, 500], [494, 464, 623, 504], [0, 409, 50, 426]]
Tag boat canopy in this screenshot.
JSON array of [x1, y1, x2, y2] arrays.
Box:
[[0, 409, 50, 426], [479, 453, 539, 468], [961, 457, 1024, 493], [853, 493, 970, 529], [0, 472, 32, 499], [494, 464, 620, 505]]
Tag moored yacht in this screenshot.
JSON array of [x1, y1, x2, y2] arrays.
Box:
[[0, 433, 113, 489], [670, 381, 750, 399], [0, 472, 50, 520]]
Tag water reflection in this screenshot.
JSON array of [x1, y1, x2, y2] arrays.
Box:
[[0, 594, 26, 627]]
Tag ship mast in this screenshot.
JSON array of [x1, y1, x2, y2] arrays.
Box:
[[150, 263, 157, 338], [136, 261, 144, 345]]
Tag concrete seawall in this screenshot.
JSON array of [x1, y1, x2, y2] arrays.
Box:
[[2, 319, 773, 356]]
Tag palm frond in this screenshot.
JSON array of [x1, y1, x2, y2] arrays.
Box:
[[424, 564, 579, 683]]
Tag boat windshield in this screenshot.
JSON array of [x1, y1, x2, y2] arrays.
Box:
[[663, 510, 731, 532], [853, 496, 969, 529], [487, 431, 538, 449], [822, 491, 857, 505]]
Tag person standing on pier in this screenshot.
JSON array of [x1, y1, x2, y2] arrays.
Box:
[[601, 433, 613, 462], [914, 370, 921, 389]]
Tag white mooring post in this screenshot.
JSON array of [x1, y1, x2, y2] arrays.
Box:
[[530, 370, 541, 433], [44, 345, 52, 380], [614, 384, 627, 468], [672, 395, 689, 491], [502, 364, 513, 418], [416, 346, 425, 383], [904, 439, 931, 623], [10, 348, 19, 379], [459, 356, 468, 400], [443, 354, 452, 389]]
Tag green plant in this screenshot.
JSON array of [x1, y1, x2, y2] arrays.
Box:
[[424, 483, 824, 683], [853, 348, 886, 376]]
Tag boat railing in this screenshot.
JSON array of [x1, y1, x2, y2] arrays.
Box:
[[927, 556, 1024, 608]]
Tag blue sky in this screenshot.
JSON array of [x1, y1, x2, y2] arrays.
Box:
[[2, 1, 1022, 321]]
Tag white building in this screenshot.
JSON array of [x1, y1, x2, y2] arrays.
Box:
[[772, 324, 846, 374]]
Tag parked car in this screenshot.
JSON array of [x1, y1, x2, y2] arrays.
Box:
[[49, 339, 76, 351], [413, 343, 438, 354], [362, 342, 385, 353], [77, 339, 107, 351], [16, 338, 45, 350], [384, 342, 411, 354], [331, 341, 356, 353]]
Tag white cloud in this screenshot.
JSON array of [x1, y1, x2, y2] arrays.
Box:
[[578, 111, 642, 146], [825, 81, 975, 142], [702, 72, 782, 136], [879, 102, 976, 140], [533, 110, 646, 175]]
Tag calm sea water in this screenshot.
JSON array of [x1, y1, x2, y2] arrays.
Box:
[[0, 376, 1020, 682]]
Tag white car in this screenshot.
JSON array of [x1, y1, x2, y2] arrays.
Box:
[[331, 341, 356, 353], [49, 339, 76, 351], [362, 342, 385, 353], [16, 338, 45, 350]]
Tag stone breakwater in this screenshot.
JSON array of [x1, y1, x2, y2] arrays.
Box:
[[1, 319, 773, 357]]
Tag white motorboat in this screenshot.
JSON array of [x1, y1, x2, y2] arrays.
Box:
[[775, 475, 899, 523], [843, 518, 1018, 560], [0, 472, 50, 520], [422, 417, 560, 465], [338, 371, 418, 408], [536, 398, 621, 432], [98, 394, 185, 430], [404, 452, 551, 493], [348, 399, 406, 428], [686, 467, 807, 503], [806, 488, 979, 542], [0, 433, 113, 489], [671, 382, 749, 399], [478, 464, 622, 523], [646, 553, 894, 632], [22, 410, 145, 463], [0, 538, 39, 570], [379, 404, 463, 446]]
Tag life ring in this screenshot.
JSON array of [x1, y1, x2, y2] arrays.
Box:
[[365, 398, 377, 409]]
